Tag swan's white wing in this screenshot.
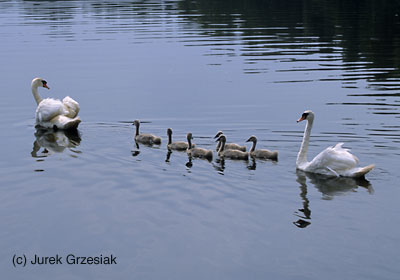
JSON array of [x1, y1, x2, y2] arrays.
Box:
[[36, 98, 66, 123], [308, 143, 359, 175], [62, 96, 80, 118], [331, 143, 359, 164]]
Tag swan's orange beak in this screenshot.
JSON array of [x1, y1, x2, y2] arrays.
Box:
[[297, 116, 306, 123], [43, 84, 50, 89]]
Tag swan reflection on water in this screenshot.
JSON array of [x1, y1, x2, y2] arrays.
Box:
[[132, 140, 164, 157], [165, 150, 211, 170], [212, 158, 225, 174], [294, 170, 374, 228], [31, 128, 81, 158], [212, 157, 258, 174], [165, 150, 172, 162], [247, 158, 257, 170], [165, 148, 190, 163], [131, 142, 140, 157]]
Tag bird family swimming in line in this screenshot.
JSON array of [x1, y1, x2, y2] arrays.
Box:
[[31, 77, 375, 178]]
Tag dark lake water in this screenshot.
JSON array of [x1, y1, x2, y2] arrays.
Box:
[[1, 1, 400, 279]]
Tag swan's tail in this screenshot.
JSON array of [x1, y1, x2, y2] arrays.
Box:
[[50, 115, 81, 130], [63, 117, 81, 130], [350, 164, 375, 178]]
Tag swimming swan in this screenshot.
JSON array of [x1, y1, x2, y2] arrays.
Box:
[[167, 128, 193, 151], [214, 131, 246, 152], [216, 134, 248, 160], [186, 133, 213, 160], [133, 120, 161, 145], [296, 110, 374, 178], [32, 77, 81, 129], [246, 135, 278, 160]]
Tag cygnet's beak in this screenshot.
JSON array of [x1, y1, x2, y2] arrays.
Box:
[[214, 132, 223, 139], [246, 138, 251, 142]]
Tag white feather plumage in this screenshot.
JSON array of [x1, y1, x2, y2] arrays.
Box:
[[32, 78, 81, 129]]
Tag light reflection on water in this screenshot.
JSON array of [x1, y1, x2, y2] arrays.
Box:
[[1, 0, 400, 279]]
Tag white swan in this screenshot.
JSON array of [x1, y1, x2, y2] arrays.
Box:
[[296, 110, 375, 178], [167, 128, 193, 151], [133, 120, 161, 145], [214, 131, 246, 152], [32, 77, 81, 130], [216, 134, 248, 160], [246, 135, 278, 160], [186, 133, 213, 160]]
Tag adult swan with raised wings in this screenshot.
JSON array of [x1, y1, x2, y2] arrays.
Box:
[[31, 77, 81, 130], [296, 110, 374, 178]]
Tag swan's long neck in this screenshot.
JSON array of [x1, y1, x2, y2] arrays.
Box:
[[297, 118, 313, 166], [187, 137, 192, 149], [32, 85, 42, 105], [250, 140, 256, 152], [168, 133, 172, 145]]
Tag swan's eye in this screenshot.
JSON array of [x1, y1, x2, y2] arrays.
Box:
[[302, 112, 309, 119], [42, 80, 47, 86]]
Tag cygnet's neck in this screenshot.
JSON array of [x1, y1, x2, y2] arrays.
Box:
[[250, 140, 257, 153], [219, 140, 225, 153], [168, 133, 172, 145], [135, 124, 140, 136]]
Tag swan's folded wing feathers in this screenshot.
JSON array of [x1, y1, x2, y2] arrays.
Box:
[[62, 96, 80, 118], [309, 144, 359, 172], [35, 98, 66, 122], [333, 142, 359, 163]]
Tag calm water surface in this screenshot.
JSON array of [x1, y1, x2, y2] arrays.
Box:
[[1, 1, 400, 279]]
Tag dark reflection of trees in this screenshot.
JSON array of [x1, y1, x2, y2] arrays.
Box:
[[293, 170, 373, 228], [178, 0, 303, 31], [301, 0, 400, 82], [12, 0, 400, 81], [21, 1, 77, 24], [178, 0, 400, 82]]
